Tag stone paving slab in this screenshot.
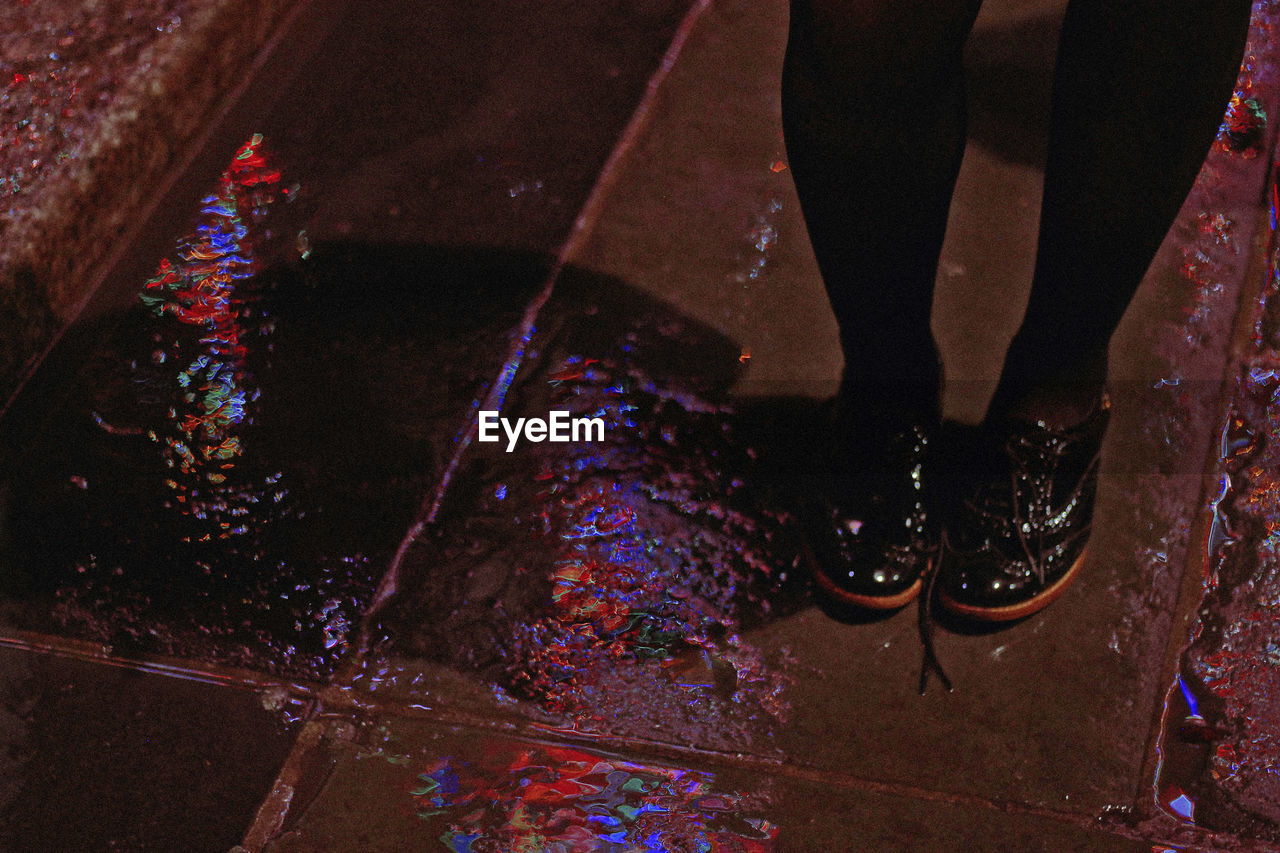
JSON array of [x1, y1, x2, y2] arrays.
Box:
[[255, 713, 1155, 853], [251, 0, 697, 256], [371, 271, 806, 755], [3, 0, 1280, 850], [0, 233, 547, 679], [356, 4, 1280, 852]]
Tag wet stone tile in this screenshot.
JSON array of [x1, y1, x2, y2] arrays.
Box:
[[263, 716, 784, 852], [0, 644, 296, 852], [362, 193, 1258, 814], [562, 0, 845, 402], [257, 0, 697, 255], [260, 713, 1150, 853], [372, 273, 810, 754], [740, 196, 1271, 816], [0, 141, 544, 679]]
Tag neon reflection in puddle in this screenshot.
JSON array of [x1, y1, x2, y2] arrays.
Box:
[[138, 134, 285, 540], [499, 354, 797, 737], [410, 743, 777, 852], [367, 320, 802, 746], [25, 134, 386, 678]]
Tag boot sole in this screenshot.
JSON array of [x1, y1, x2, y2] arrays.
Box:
[[938, 546, 1087, 622], [806, 541, 927, 609]]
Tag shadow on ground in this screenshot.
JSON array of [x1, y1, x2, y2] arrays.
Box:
[[368, 270, 817, 753], [0, 243, 550, 680]]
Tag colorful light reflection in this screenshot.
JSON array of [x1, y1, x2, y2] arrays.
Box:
[[411, 743, 777, 852], [503, 355, 792, 730], [138, 134, 284, 540]]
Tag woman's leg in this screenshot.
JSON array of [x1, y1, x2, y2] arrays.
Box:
[[782, 0, 984, 421], [940, 0, 1255, 623], [989, 0, 1255, 426], [783, 0, 983, 608]]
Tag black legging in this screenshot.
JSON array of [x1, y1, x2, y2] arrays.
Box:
[[782, 0, 1254, 426]]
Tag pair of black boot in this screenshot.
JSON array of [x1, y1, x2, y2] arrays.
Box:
[[808, 394, 1108, 622]]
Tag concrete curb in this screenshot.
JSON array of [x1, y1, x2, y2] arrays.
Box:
[[0, 0, 307, 406]]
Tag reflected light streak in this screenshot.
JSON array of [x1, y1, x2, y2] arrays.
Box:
[[411, 743, 777, 852], [138, 134, 283, 541]]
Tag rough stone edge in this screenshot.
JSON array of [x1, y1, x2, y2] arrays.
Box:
[[0, 0, 306, 407]]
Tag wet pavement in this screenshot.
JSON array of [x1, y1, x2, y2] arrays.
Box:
[[0, 642, 297, 851], [2, 0, 1280, 850]]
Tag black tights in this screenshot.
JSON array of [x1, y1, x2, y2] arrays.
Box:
[[783, 0, 1254, 427]]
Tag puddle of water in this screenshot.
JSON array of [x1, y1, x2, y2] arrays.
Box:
[[408, 742, 778, 852], [0, 136, 376, 678], [264, 716, 780, 852], [372, 279, 807, 750], [0, 136, 544, 679], [502, 355, 796, 726]]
